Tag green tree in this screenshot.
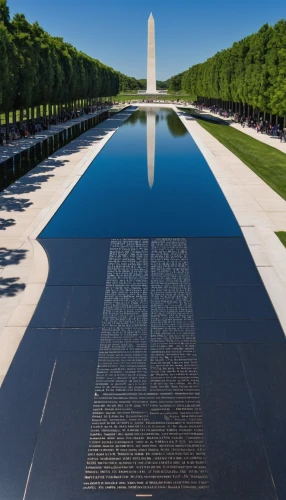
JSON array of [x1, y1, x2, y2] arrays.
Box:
[[168, 73, 185, 93], [169, 19, 286, 116], [0, 21, 17, 112], [0, 0, 10, 26]]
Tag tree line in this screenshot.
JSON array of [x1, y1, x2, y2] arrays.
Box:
[[168, 20, 286, 116], [118, 75, 170, 92], [0, 0, 135, 121]]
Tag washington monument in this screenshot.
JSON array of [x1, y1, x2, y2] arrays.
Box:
[[147, 13, 156, 93]]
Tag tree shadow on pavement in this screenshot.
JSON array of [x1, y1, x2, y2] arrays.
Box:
[[0, 247, 28, 267], [5, 174, 55, 195], [0, 219, 16, 230], [0, 277, 26, 297], [0, 247, 28, 297], [0, 196, 33, 212]]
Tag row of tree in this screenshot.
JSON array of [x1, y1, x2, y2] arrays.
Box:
[[0, 0, 135, 118], [118, 75, 170, 93], [118, 73, 145, 92], [168, 20, 286, 116]]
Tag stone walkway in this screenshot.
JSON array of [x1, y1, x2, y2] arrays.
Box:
[[176, 107, 286, 336], [231, 121, 286, 153], [182, 105, 286, 154], [0, 107, 132, 386], [0, 106, 124, 164]]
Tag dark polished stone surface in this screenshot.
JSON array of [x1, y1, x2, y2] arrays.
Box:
[[187, 237, 261, 284], [24, 352, 98, 500], [1, 235, 286, 499], [29, 286, 105, 329], [240, 344, 286, 499], [41, 239, 111, 286], [59, 328, 102, 352], [195, 319, 285, 343], [0, 329, 60, 500], [197, 343, 277, 500], [29, 286, 72, 328], [193, 284, 277, 320], [64, 286, 105, 328]]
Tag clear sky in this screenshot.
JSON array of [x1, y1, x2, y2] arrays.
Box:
[[7, 0, 286, 81]]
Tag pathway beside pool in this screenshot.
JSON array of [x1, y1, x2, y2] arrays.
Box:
[[183, 105, 286, 154], [0, 108, 134, 386], [0, 106, 126, 164]]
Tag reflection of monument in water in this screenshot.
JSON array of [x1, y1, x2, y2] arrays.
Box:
[[147, 109, 155, 188]]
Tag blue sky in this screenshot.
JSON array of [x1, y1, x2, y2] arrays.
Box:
[[7, 0, 286, 81]]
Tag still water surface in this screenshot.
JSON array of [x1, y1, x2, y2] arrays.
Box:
[[40, 107, 241, 238]]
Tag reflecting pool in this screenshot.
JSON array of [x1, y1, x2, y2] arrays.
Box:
[[40, 107, 241, 238]]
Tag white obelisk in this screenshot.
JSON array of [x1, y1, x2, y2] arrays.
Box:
[[147, 13, 156, 94], [147, 109, 155, 188]]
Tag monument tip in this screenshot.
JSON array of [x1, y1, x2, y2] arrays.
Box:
[[149, 12, 154, 19]]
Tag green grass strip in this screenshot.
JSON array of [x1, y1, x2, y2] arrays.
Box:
[[116, 94, 195, 102], [187, 114, 286, 201], [275, 232, 286, 248]]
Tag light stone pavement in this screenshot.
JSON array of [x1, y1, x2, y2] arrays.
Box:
[[1, 102, 286, 388], [0, 107, 117, 164], [0, 106, 130, 387]]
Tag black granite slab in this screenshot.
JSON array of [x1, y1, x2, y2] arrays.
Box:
[[0, 329, 59, 500], [64, 286, 105, 328], [186, 237, 261, 284], [40, 239, 110, 286], [240, 344, 286, 499], [29, 286, 72, 328], [22, 350, 213, 500], [24, 351, 98, 500], [195, 319, 285, 343], [59, 328, 101, 351], [1, 235, 285, 500], [12, 342, 280, 500], [197, 343, 277, 500], [193, 284, 277, 320]]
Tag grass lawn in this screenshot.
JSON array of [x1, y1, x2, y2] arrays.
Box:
[[116, 93, 195, 103], [276, 232, 286, 248], [183, 111, 286, 201]]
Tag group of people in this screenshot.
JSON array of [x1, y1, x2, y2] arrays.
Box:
[[209, 105, 233, 118], [0, 120, 48, 145], [198, 104, 286, 141], [0, 102, 113, 146], [238, 116, 286, 141], [206, 105, 286, 143]]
